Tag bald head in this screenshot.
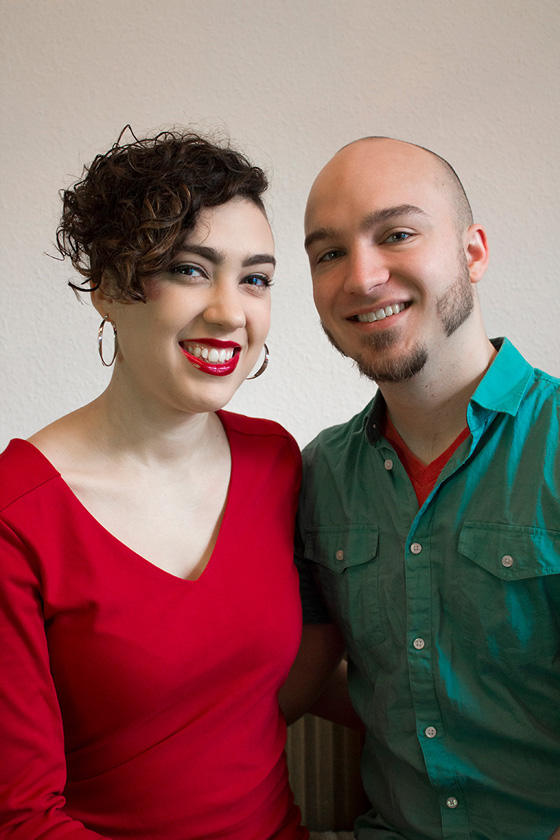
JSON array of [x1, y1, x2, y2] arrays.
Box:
[[304, 136, 490, 386], [346, 137, 473, 231], [306, 137, 473, 239]]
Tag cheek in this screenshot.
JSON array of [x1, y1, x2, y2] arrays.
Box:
[[251, 299, 271, 338], [406, 251, 448, 282], [312, 282, 337, 324]]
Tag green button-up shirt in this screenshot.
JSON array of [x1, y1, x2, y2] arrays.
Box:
[[296, 338, 560, 840]]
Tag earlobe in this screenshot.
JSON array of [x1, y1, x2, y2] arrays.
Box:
[[464, 224, 489, 284], [91, 282, 115, 319]]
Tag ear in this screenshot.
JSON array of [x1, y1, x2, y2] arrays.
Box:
[[464, 224, 489, 285], [91, 282, 116, 320]]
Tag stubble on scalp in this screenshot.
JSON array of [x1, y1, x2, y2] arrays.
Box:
[[339, 137, 474, 236]]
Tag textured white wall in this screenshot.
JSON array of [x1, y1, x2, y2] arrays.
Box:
[[1, 0, 559, 451]]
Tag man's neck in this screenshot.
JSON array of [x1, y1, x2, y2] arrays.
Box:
[[379, 335, 497, 465]]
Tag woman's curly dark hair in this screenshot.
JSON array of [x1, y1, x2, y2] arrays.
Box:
[[57, 127, 269, 302]]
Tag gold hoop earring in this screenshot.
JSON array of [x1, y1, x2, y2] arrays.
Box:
[[98, 316, 118, 367], [246, 343, 269, 380]]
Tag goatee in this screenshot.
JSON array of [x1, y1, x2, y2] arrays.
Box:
[[320, 254, 474, 384], [322, 322, 429, 383]]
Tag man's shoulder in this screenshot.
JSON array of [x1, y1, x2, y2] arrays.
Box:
[[302, 398, 376, 466], [475, 338, 560, 418], [530, 365, 560, 394], [517, 361, 560, 418]]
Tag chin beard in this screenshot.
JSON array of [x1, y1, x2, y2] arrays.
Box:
[[321, 322, 428, 383], [358, 343, 429, 383]]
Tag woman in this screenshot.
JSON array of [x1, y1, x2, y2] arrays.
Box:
[[0, 129, 307, 839]]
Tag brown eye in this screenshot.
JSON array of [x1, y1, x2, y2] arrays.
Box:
[[318, 249, 344, 263]]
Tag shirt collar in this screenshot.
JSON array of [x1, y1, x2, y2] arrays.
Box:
[[470, 337, 533, 416], [365, 337, 533, 445]]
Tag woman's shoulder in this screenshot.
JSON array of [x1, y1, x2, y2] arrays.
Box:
[[0, 409, 87, 514], [0, 439, 59, 513], [218, 410, 301, 469], [218, 409, 295, 441]]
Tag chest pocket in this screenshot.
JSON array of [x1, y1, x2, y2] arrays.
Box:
[[458, 522, 560, 665], [304, 525, 385, 649]]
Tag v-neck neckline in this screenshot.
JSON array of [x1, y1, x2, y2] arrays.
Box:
[[15, 411, 236, 584]]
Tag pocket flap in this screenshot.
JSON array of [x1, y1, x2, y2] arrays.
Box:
[[459, 522, 560, 581], [304, 525, 379, 573]]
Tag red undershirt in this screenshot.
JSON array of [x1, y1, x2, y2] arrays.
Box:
[[383, 415, 470, 507]]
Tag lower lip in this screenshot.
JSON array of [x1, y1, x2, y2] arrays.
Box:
[[180, 346, 241, 377]]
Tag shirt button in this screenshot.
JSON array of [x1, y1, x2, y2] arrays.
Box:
[[335, 549, 344, 561], [446, 797, 459, 809], [413, 638, 425, 650], [425, 726, 437, 738], [384, 459, 393, 470], [410, 542, 423, 554], [501, 554, 514, 567]]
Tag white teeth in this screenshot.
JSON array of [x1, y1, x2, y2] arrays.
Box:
[[185, 343, 235, 364], [357, 302, 406, 323]]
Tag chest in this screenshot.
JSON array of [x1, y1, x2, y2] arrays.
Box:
[[41, 489, 302, 755], [71, 463, 231, 580], [302, 434, 560, 676]]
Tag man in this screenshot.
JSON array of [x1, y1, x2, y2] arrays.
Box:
[[289, 138, 560, 840]]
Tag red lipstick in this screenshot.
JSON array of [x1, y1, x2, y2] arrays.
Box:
[[180, 339, 241, 377]]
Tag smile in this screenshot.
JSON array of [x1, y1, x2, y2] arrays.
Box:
[[184, 342, 236, 363], [179, 340, 241, 377], [353, 302, 409, 323]]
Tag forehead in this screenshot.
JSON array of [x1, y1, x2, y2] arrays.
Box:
[[305, 140, 453, 234], [188, 198, 273, 247]]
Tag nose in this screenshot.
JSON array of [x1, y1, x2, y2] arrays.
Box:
[[343, 246, 390, 295], [203, 280, 246, 331]]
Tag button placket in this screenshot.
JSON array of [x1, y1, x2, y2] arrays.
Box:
[[406, 519, 453, 812]]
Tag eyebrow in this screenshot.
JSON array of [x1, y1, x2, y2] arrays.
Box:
[[360, 204, 429, 230], [175, 244, 276, 268], [304, 204, 429, 251], [242, 253, 276, 269]]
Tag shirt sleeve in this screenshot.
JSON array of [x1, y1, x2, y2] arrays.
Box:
[[295, 513, 332, 624], [0, 517, 108, 839]]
